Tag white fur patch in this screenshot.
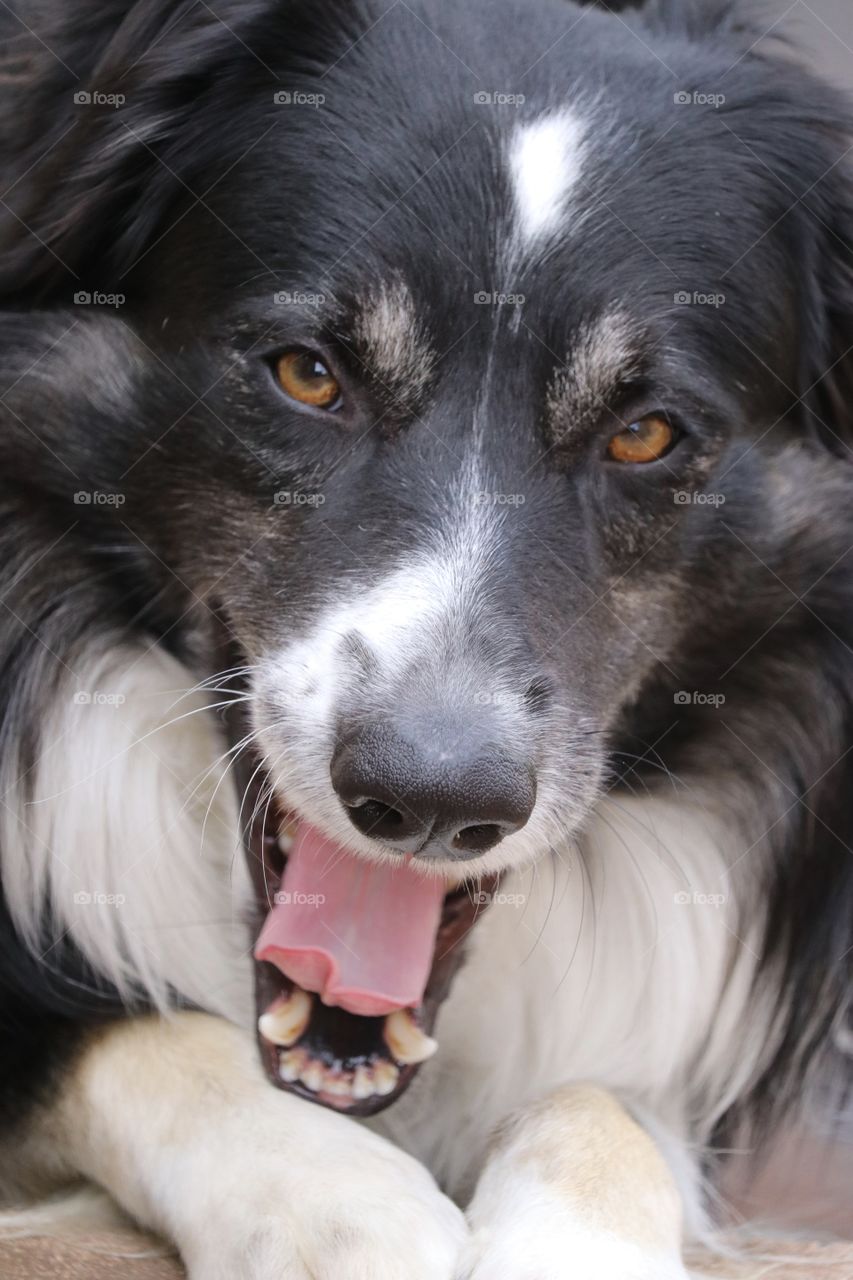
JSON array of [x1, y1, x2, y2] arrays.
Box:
[[464, 1167, 687, 1280], [510, 113, 586, 244], [0, 643, 253, 1023]]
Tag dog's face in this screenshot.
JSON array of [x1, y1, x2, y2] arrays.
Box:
[[105, 0, 845, 881], [5, 0, 852, 1110]]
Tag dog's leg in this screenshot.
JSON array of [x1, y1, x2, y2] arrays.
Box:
[[459, 1085, 689, 1280], [22, 1011, 466, 1280]]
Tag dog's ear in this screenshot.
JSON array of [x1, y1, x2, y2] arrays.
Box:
[[0, 0, 276, 299]]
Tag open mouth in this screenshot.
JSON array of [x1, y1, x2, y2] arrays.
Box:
[[240, 761, 499, 1116]]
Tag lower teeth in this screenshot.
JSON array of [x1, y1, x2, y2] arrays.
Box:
[[260, 983, 430, 1103], [277, 1049, 400, 1102]]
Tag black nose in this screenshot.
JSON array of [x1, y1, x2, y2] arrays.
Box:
[[330, 723, 536, 859]]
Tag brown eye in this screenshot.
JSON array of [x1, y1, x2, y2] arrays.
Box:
[[606, 414, 675, 463], [275, 350, 341, 409]]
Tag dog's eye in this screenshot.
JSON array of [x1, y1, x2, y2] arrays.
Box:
[[606, 414, 674, 464], [275, 350, 341, 410]]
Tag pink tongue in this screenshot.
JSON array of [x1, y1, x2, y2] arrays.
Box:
[[254, 823, 447, 1017]]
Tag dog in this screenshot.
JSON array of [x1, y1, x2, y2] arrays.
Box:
[[0, 0, 851, 1275]]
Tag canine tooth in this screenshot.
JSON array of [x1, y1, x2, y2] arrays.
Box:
[[383, 1009, 438, 1066], [279, 1049, 307, 1083], [352, 1065, 375, 1101], [277, 817, 298, 854], [372, 1062, 400, 1096], [300, 1060, 324, 1092], [258, 988, 312, 1047]]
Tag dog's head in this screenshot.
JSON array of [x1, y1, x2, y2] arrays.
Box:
[[4, 0, 853, 1110]]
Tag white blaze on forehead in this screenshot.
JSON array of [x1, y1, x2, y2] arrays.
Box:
[[510, 112, 586, 244]]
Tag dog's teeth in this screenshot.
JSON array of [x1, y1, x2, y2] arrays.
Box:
[[323, 1072, 354, 1098], [300, 1061, 324, 1093], [277, 817, 298, 854], [372, 1061, 400, 1096], [383, 1009, 438, 1066], [279, 1049, 307, 1083], [352, 1065, 374, 1101], [258, 988, 312, 1047]]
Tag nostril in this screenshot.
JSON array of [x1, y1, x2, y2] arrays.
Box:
[[452, 822, 504, 854], [347, 798, 407, 838]]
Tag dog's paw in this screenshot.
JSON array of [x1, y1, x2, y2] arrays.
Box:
[[458, 1175, 689, 1280], [459, 1224, 690, 1280], [458, 1087, 691, 1280], [175, 1098, 466, 1280]]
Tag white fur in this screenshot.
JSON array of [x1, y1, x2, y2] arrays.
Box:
[[463, 1167, 687, 1280], [0, 641, 253, 1023], [509, 113, 586, 245]]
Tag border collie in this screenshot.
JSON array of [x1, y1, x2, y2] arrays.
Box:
[[0, 0, 851, 1275]]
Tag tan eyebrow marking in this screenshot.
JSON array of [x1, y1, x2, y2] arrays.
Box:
[[546, 309, 644, 444], [353, 278, 435, 405]]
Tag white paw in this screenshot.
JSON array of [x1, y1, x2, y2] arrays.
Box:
[[171, 1094, 466, 1279], [459, 1228, 689, 1280], [460, 1172, 689, 1280]]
